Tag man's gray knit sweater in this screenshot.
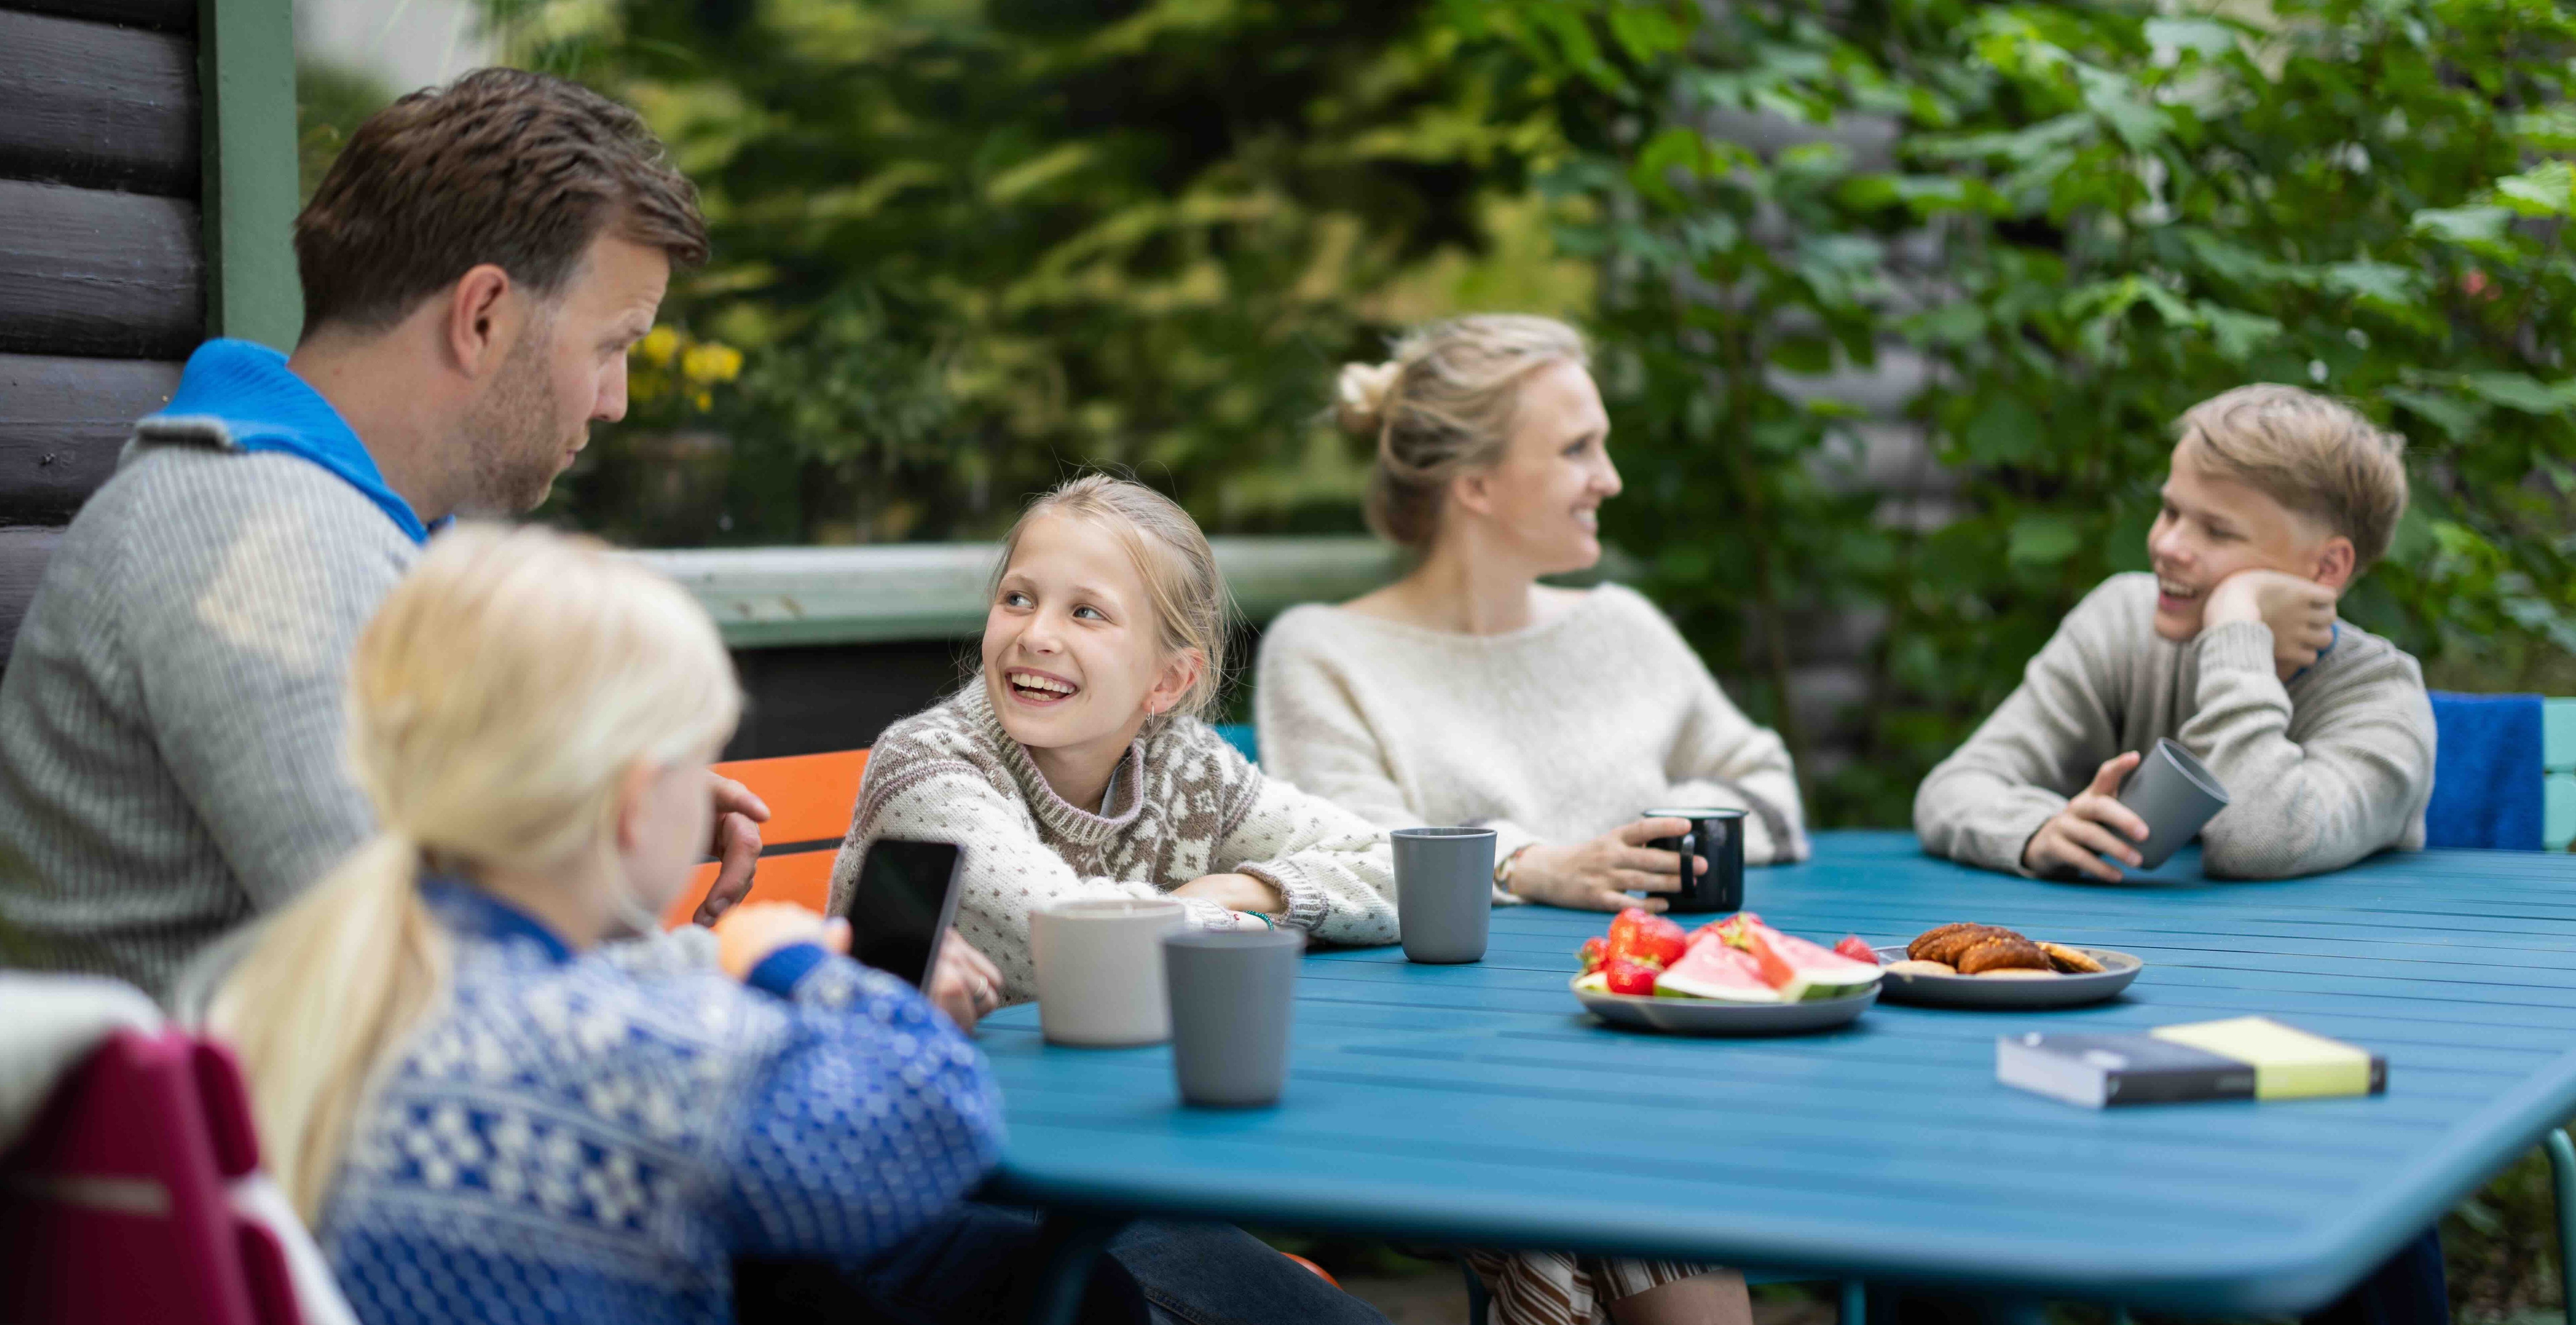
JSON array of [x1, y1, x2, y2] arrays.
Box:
[[0, 434, 416, 995], [1913, 572, 2435, 879]]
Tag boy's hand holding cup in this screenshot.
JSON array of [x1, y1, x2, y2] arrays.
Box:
[[2203, 568, 2337, 680], [2025, 738, 2231, 881], [2022, 753, 2151, 883]]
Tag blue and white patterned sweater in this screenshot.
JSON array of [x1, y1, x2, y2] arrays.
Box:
[[319, 881, 1004, 1325]]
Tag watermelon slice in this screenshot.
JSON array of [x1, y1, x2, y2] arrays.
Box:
[[1706, 913, 1882, 1002], [1653, 940, 1781, 1002]]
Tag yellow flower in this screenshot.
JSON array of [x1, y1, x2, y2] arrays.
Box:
[[694, 390, 714, 411], [634, 326, 680, 368], [682, 342, 744, 385]]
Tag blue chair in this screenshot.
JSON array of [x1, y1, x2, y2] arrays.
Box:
[[2427, 693, 2576, 1318], [1212, 723, 1260, 766]]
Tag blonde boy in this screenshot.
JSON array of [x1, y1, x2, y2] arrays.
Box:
[[1915, 385, 2435, 880]]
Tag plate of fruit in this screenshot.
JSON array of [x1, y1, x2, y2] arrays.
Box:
[[1570, 910, 1880, 1035], [1865, 923, 2143, 1009]]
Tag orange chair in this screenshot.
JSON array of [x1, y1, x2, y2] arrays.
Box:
[[661, 749, 870, 929]]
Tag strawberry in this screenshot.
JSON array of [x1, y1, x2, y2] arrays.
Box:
[[1577, 936, 1609, 974], [1602, 958, 1660, 996], [1606, 908, 1688, 970], [1833, 935, 1880, 966]]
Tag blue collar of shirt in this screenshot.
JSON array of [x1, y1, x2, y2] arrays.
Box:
[[140, 339, 439, 545], [2287, 619, 2341, 685], [419, 875, 574, 964]]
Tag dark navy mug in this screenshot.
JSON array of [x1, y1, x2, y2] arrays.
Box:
[[1643, 806, 1747, 914]]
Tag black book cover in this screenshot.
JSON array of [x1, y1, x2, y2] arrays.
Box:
[[1996, 1032, 2261, 1108]]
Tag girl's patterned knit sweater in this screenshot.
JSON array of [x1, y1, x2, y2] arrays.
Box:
[[833, 687, 1400, 1003], [319, 880, 1003, 1325]]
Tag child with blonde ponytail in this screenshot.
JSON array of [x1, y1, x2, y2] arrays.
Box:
[[209, 524, 1002, 1325]]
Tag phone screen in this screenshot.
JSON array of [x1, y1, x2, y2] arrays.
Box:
[[840, 839, 962, 988]]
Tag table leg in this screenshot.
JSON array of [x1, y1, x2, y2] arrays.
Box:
[[1020, 1210, 1126, 1325], [1839, 1280, 1867, 1325], [2549, 1128, 2576, 1325]]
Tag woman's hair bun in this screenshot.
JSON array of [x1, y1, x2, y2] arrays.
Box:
[[1333, 360, 1401, 438]]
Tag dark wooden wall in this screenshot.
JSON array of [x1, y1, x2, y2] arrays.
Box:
[[0, 0, 200, 656]]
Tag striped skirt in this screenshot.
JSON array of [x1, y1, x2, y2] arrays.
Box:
[[1461, 1250, 1717, 1325]]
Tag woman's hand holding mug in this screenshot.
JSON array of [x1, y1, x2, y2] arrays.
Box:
[[1508, 819, 1700, 912]]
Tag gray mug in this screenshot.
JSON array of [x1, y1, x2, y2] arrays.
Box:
[[1163, 929, 1305, 1108], [1393, 826, 1496, 964], [2115, 738, 2231, 870]]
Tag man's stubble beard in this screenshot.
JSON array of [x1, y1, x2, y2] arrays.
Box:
[[457, 318, 574, 517]]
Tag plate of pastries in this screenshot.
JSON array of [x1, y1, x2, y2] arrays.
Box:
[[1868, 922, 2143, 1009]]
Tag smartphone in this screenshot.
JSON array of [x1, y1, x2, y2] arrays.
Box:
[[838, 838, 965, 989]]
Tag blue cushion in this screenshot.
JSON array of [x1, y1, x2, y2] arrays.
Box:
[[1212, 723, 1260, 766], [2425, 692, 2544, 851]]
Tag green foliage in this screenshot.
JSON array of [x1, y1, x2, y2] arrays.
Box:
[[474, 0, 1592, 545], [295, 60, 394, 207], [1455, 0, 2576, 824]]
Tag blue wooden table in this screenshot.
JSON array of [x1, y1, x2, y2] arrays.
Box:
[[980, 831, 2576, 1316]]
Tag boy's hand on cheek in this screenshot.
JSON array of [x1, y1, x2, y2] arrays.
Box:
[[2204, 569, 2337, 680]]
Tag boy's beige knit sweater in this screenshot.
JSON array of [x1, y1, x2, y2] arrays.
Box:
[[1913, 573, 2435, 879], [1253, 584, 1808, 876], [832, 687, 1399, 1003]]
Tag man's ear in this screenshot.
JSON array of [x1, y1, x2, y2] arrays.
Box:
[[444, 263, 518, 380], [2312, 535, 2358, 595], [1147, 648, 1205, 718]]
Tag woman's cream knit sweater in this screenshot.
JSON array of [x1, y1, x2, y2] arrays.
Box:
[[1254, 584, 1808, 879]]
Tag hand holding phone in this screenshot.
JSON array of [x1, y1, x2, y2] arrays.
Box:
[[841, 839, 966, 989], [925, 936, 1003, 1030]]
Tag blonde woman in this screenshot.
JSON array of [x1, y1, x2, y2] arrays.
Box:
[[837, 474, 1401, 1005], [1256, 314, 1785, 1325], [208, 525, 1003, 1325]]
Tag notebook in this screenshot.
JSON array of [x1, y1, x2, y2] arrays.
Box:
[[1996, 1016, 2386, 1108]]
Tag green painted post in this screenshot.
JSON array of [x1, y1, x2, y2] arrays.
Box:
[[199, 0, 301, 350]]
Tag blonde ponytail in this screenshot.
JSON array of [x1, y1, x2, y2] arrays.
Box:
[[210, 523, 741, 1225], [212, 833, 445, 1220]]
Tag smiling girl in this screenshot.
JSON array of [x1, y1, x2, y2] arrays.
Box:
[[832, 475, 1399, 1005]]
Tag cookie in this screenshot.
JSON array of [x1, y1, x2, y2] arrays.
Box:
[[1903, 923, 1983, 962], [2038, 941, 2105, 975], [1884, 959, 1957, 977], [1955, 935, 2053, 974], [1976, 968, 2060, 979], [1921, 925, 2020, 966]]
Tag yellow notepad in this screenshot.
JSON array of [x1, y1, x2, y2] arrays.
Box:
[[2150, 1016, 2382, 1099]]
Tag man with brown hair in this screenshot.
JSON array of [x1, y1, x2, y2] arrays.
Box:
[[0, 68, 764, 995], [1915, 383, 2437, 881]]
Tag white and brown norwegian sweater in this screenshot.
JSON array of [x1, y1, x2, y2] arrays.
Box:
[[831, 688, 1400, 1003]]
